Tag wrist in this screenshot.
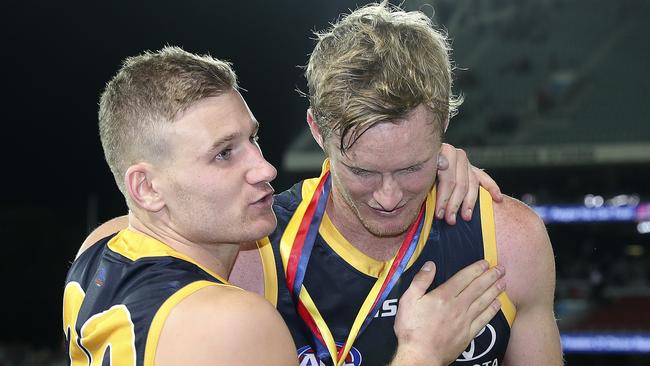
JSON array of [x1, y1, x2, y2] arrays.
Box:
[[391, 344, 444, 366]]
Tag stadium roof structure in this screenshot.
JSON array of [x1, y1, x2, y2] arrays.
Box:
[[283, 0, 650, 172]]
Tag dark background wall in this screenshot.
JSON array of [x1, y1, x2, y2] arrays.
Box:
[[2, 1, 649, 364]]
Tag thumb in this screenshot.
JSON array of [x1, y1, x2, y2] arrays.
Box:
[[404, 261, 437, 299]]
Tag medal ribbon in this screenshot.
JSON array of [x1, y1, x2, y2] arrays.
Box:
[[281, 165, 426, 366]]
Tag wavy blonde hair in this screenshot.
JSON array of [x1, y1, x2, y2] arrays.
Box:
[[306, 2, 462, 152]]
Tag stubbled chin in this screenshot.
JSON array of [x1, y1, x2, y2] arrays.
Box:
[[358, 204, 424, 237], [359, 216, 411, 238], [246, 212, 277, 239]]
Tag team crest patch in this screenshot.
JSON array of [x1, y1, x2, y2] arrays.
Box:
[[297, 343, 362, 366], [94, 267, 106, 287]]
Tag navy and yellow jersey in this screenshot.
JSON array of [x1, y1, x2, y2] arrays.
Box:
[[63, 229, 233, 366], [259, 174, 517, 366]]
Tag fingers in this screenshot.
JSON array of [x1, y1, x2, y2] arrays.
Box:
[[443, 148, 469, 225], [402, 261, 437, 301], [458, 263, 504, 298], [462, 265, 506, 338], [469, 298, 502, 338], [435, 143, 457, 221], [460, 164, 479, 221], [463, 266, 506, 316], [473, 166, 503, 202], [435, 260, 489, 298]]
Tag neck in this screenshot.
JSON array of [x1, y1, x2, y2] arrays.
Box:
[[127, 212, 239, 279], [326, 195, 407, 262]]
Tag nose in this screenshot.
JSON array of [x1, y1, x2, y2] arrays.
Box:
[[372, 175, 403, 211], [245, 145, 277, 185]]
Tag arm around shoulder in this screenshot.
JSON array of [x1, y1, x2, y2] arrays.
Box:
[[155, 285, 297, 366], [494, 197, 563, 365]]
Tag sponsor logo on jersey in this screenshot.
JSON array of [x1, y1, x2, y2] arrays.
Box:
[[456, 324, 497, 362], [373, 298, 398, 318], [297, 343, 362, 366]]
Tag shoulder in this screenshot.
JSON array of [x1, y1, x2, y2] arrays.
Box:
[[493, 195, 549, 258], [274, 181, 307, 213], [493, 196, 555, 308], [154, 285, 296, 366], [77, 215, 129, 258], [493, 195, 547, 241]]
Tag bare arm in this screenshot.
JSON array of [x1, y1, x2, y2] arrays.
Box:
[[495, 197, 563, 366], [77, 215, 129, 258], [391, 260, 506, 366], [436, 143, 503, 225], [155, 285, 298, 366]]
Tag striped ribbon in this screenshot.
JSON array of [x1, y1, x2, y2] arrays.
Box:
[[282, 168, 426, 365]]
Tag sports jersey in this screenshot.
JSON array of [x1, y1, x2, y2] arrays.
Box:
[[63, 229, 233, 366], [259, 161, 517, 366]]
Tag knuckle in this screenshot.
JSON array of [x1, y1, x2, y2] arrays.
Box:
[[434, 295, 449, 308], [473, 265, 485, 278], [491, 299, 502, 312], [489, 268, 501, 281], [398, 297, 408, 306], [455, 181, 468, 191], [398, 295, 413, 307]]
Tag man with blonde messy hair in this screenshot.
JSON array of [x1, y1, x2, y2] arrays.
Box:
[[306, 2, 460, 153], [263, 2, 561, 365]]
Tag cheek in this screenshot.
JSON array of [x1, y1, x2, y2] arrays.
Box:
[[399, 169, 437, 195], [179, 176, 230, 210], [337, 173, 378, 199]]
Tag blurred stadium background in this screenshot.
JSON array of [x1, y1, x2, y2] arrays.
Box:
[[2, 0, 648, 364]]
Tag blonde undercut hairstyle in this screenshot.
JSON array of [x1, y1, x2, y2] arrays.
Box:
[[306, 2, 462, 152], [99, 46, 237, 200]]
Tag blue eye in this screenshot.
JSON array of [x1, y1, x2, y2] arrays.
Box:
[[215, 149, 232, 161]]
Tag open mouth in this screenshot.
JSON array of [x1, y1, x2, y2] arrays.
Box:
[[252, 192, 274, 207]]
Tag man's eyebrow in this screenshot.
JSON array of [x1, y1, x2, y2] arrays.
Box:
[[341, 158, 430, 172], [341, 161, 374, 172], [206, 132, 240, 155], [205, 120, 258, 156]]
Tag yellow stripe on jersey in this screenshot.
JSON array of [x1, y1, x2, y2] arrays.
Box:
[[107, 229, 230, 285], [407, 186, 437, 269], [316, 167, 436, 278], [144, 281, 231, 366], [278, 171, 322, 275], [319, 212, 385, 277], [257, 237, 279, 306], [318, 186, 437, 278], [480, 188, 517, 326]]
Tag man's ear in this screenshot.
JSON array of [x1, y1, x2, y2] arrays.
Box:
[[306, 108, 325, 150], [124, 163, 165, 212]]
